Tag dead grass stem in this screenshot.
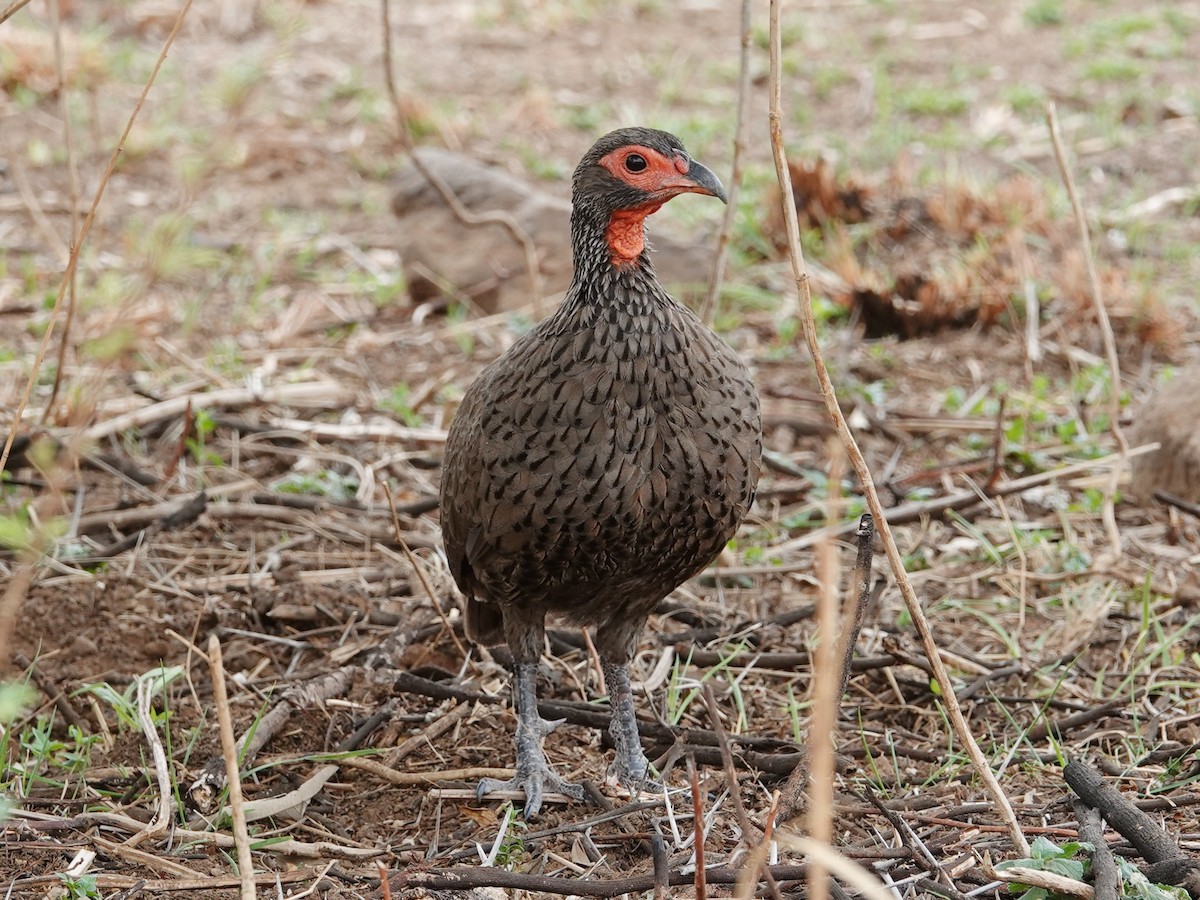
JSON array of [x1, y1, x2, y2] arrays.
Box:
[[1046, 102, 1127, 562], [700, 0, 753, 326], [0, 0, 196, 477], [0, 0, 33, 26], [767, 0, 1029, 857], [43, 0, 82, 423], [208, 634, 258, 900], [805, 438, 843, 900]]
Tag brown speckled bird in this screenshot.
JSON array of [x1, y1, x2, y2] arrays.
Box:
[[440, 127, 762, 817]]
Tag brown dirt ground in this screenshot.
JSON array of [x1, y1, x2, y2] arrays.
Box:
[[2, 0, 1200, 898]]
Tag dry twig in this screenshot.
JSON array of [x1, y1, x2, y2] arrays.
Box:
[[982, 855, 1093, 899], [341, 756, 515, 785], [236, 765, 338, 824], [189, 666, 355, 812], [688, 753, 708, 900], [779, 443, 1155, 554], [125, 673, 174, 848], [14, 808, 385, 860], [1045, 103, 1126, 562], [391, 864, 811, 897], [0, 0, 35, 25], [1064, 758, 1199, 893], [700, 0, 753, 325], [766, 0, 1028, 855], [1072, 800, 1118, 900], [1, 869, 337, 894], [384, 481, 467, 659], [43, 0, 83, 422], [773, 833, 892, 900], [834, 514, 875, 703], [207, 634, 257, 900], [0, 0, 196, 477], [82, 381, 354, 443], [700, 683, 782, 900], [806, 438, 844, 900]]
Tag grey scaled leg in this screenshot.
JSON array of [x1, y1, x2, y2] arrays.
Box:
[[477, 661, 585, 818], [601, 655, 660, 794]]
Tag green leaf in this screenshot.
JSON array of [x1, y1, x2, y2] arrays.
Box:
[[1030, 835, 1066, 859], [0, 512, 35, 552], [0, 681, 36, 721], [1042, 857, 1085, 880]]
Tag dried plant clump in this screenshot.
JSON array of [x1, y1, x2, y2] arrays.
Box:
[[0, 24, 106, 96], [765, 157, 872, 233], [1053, 248, 1181, 350], [766, 161, 1182, 349]]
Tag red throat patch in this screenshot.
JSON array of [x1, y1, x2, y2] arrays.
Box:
[[606, 203, 662, 267]]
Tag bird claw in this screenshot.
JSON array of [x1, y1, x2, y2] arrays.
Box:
[[607, 747, 663, 798], [478, 761, 586, 819], [533, 716, 567, 739]]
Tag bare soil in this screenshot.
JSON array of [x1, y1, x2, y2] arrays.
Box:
[[2, 1, 1199, 898]]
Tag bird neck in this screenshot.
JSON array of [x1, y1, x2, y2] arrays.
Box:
[[566, 203, 664, 312], [603, 202, 664, 266]]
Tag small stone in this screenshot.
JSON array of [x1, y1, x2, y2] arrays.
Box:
[[70, 635, 98, 655]]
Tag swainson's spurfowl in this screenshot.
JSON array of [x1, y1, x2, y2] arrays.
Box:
[[439, 127, 762, 818]]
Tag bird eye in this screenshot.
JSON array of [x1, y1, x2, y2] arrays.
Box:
[[625, 153, 648, 173]]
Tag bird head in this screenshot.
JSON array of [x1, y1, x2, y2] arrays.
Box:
[[572, 127, 727, 268]]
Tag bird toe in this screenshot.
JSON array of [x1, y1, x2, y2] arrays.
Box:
[[476, 764, 585, 819], [608, 750, 662, 797]]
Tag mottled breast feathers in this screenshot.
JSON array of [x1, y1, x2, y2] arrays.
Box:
[[439, 279, 762, 639]]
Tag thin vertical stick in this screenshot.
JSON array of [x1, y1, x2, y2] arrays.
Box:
[[379, 0, 403, 142], [651, 832, 670, 900], [0, 0, 196, 476], [128, 674, 173, 844], [701, 0, 754, 325], [701, 683, 782, 900], [687, 754, 707, 900], [773, 518, 874, 826], [382, 481, 468, 660], [1045, 103, 1126, 561], [43, 0, 84, 422], [208, 635, 257, 900], [806, 438, 843, 900], [834, 514, 875, 704], [766, 0, 1028, 856], [377, 861, 393, 900]]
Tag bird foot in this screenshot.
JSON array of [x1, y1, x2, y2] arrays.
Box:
[[478, 758, 586, 819], [479, 713, 585, 818], [601, 656, 662, 797], [607, 746, 664, 798]]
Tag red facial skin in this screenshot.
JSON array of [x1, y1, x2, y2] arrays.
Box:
[[597, 144, 714, 267]]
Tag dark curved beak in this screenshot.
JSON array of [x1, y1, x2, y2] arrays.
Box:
[[684, 159, 728, 204]]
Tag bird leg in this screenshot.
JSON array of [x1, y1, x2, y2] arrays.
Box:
[[477, 661, 585, 818], [601, 655, 658, 794]]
